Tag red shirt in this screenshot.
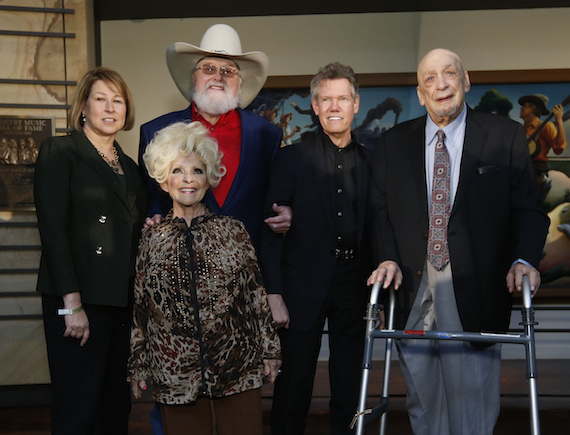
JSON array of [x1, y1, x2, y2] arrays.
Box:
[[192, 104, 241, 207]]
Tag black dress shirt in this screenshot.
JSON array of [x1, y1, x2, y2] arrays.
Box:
[[322, 134, 359, 250]]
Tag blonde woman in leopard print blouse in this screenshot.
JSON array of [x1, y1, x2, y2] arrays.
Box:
[[128, 121, 281, 435]]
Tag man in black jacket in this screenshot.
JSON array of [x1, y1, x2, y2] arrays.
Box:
[[260, 62, 400, 434]]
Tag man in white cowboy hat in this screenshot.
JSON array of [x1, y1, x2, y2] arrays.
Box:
[[138, 23, 290, 246], [519, 93, 567, 175]]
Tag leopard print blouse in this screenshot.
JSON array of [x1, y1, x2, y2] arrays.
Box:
[[128, 210, 281, 404]]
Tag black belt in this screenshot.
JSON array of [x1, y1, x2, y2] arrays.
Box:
[[334, 247, 358, 261]]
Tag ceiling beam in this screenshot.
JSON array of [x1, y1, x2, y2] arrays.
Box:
[[94, 0, 570, 21]]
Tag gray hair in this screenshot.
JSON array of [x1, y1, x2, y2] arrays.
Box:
[[310, 62, 359, 101]]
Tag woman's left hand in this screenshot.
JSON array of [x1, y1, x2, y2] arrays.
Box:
[[63, 309, 90, 346], [131, 380, 147, 400], [264, 359, 282, 384], [62, 292, 89, 346]]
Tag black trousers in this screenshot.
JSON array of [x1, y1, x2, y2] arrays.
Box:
[[271, 259, 368, 435], [42, 294, 132, 435]]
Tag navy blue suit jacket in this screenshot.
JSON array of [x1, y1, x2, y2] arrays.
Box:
[[139, 106, 282, 246]]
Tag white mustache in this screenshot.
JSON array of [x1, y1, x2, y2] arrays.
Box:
[[207, 82, 227, 91]]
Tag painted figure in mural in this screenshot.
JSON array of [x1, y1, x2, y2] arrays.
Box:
[[278, 113, 301, 146], [264, 108, 279, 125], [519, 93, 567, 178]]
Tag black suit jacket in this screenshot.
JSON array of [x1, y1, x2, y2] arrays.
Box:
[[260, 132, 374, 332], [372, 108, 549, 332], [35, 130, 147, 307]]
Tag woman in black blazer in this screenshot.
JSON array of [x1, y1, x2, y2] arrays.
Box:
[[34, 67, 146, 435]]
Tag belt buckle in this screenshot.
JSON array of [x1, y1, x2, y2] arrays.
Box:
[[335, 247, 356, 260]]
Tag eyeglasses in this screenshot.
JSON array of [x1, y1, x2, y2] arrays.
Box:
[[194, 64, 240, 78]]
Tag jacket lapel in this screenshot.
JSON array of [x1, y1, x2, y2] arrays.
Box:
[[408, 116, 429, 217], [117, 144, 139, 214], [216, 108, 251, 211], [355, 144, 369, 244], [70, 130, 131, 210], [312, 134, 336, 232], [451, 108, 487, 215]]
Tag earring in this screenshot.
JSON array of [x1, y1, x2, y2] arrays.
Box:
[[81, 114, 86, 123]]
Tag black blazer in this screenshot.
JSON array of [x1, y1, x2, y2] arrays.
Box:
[[371, 108, 549, 332], [35, 130, 146, 307], [259, 132, 374, 332]]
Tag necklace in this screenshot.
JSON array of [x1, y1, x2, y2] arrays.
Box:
[[96, 146, 120, 174]]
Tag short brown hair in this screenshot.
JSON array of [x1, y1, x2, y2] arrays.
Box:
[[68, 67, 135, 131]]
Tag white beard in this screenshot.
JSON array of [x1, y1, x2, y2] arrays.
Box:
[[435, 104, 460, 119], [192, 84, 241, 115]]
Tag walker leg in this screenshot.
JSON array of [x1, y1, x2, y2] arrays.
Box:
[[355, 351, 373, 435], [379, 288, 396, 435], [521, 276, 541, 435], [378, 337, 393, 435], [529, 378, 540, 435], [354, 283, 383, 435]]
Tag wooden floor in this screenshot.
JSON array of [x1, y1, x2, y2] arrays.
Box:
[[1, 360, 569, 434]]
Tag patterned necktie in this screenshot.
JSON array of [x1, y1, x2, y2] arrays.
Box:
[[428, 129, 450, 270]]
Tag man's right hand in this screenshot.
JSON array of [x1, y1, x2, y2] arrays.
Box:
[[366, 260, 402, 290], [143, 214, 162, 231], [267, 294, 290, 329], [264, 203, 292, 234]]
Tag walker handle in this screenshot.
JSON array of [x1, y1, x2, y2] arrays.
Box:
[[521, 275, 532, 309]]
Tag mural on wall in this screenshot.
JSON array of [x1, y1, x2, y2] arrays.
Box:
[[248, 82, 570, 285]]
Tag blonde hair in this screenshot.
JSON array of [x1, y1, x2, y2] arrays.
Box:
[[68, 67, 135, 131], [143, 121, 226, 187]]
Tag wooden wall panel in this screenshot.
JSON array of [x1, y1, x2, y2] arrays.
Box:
[[0, 1, 63, 7], [0, 222, 41, 245], [0, 296, 41, 316], [0, 250, 41, 270], [0, 320, 50, 385], [0, 11, 66, 81], [0, 1, 95, 388], [0, 83, 67, 107], [64, 0, 96, 102], [0, 273, 38, 294]]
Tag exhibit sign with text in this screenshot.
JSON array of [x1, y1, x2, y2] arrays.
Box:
[[0, 116, 55, 210]]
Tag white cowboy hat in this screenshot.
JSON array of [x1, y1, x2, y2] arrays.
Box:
[[166, 24, 269, 108]]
